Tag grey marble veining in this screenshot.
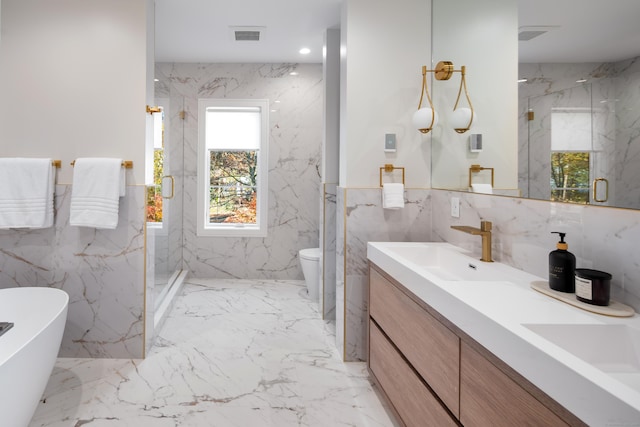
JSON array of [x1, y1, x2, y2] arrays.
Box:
[[337, 187, 431, 361], [0, 184, 146, 358], [432, 189, 640, 313], [155, 63, 323, 280], [30, 280, 396, 427]]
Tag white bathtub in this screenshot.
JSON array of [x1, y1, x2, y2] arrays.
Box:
[[0, 287, 68, 427]]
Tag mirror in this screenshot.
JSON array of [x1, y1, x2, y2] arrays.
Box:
[[432, 0, 640, 210]]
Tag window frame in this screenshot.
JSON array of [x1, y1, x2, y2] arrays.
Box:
[[147, 97, 169, 236], [197, 98, 269, 237]]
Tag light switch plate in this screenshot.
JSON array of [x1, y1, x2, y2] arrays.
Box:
[[384, 133, 397, 152], [451, 197, 460, 218]]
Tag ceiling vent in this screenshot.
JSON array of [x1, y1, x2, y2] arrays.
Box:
[[230, 26, 266, 42], [518, 26, 560, 41]]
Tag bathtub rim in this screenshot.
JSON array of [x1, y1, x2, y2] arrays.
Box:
[[0, 286, 69, 366]]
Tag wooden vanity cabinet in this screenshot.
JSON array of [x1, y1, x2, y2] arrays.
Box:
[[369, 321, 458, 427], [369, 266, 460, 417], [368, 263, 585, 427], [460, 341, 567, 426]]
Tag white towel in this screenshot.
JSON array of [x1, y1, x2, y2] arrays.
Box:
[[471, 183, 494, 194], [382, 183, 405, 209], [0, 158, 54, 229], [70, 158, 123, 229]]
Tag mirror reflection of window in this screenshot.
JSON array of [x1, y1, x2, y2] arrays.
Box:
[[550, 109, 592, 204], [147, 105, 166, 224]]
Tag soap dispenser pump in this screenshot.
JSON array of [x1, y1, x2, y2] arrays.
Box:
[[549, 232, 576, 293]]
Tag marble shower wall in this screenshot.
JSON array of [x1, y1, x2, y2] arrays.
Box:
[[337, 187, 432, 361], [155, 63, 322, 280], [432, 189, 640, 314], [518, 58, 640, 209], [0, 184, 146, 358]]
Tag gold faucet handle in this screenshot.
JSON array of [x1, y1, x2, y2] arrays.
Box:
[[480, 220, 492, 232]]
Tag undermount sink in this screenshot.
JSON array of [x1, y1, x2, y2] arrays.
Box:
[[523, 323, 640, 377], [383, 243, 507, 282]]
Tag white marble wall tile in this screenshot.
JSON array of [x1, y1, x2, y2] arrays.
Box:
[[335, 188, 345, 359], [156, 63, 323, 280], [337, 187, 431, 361], [613, 57, 640, 209], [320, 183, 337, 320], [432, 189, 640, 313], [145, 213, 156, 355], [0, 185, 146, 358]]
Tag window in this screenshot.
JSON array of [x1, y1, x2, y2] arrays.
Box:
[[147, 99, 168, 234], [550, 152, 590, 204], [550, 109, 592, 204], [197, 99, 269, 236]]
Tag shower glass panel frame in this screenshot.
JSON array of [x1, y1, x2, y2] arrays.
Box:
[[149, 95, 185, 327]]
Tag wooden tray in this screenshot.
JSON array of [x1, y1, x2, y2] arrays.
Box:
[[531, 281, 635, 318]]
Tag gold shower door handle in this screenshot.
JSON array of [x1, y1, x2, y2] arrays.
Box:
[[593, 177, 609, 203], [162, 175, 175, 199]]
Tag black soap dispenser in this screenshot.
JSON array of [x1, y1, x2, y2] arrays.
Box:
[[549, 232, 576, 293]]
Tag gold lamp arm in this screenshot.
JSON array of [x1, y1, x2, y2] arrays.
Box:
[[416, 65, 436, 132], [452, 65, 475, 133]]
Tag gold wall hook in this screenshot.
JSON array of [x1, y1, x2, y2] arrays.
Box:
[[146, 105, 162, 114]]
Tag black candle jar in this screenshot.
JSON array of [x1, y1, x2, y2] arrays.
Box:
[[575, 268, 612, 306]]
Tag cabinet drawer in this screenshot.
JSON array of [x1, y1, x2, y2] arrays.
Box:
[[460, 341, 568, 427], [370, 267, 460, 416], [370, 321, 457, 427]]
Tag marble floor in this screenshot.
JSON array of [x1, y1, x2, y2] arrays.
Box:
[[29, 279, 397, 427]]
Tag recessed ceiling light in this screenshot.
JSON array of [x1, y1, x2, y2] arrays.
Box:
[[154, 78, 159, 82], [289, 72, 299, 76], [518, 78, 528, 83], [274, 100, 281, 103], [576, 78, 588, 83], [299, 48, 311, 55]]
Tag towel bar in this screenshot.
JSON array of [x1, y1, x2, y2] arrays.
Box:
[[71, 160, 133, 169], [379, 164, 405, 187], [468, 164, 494, 188]]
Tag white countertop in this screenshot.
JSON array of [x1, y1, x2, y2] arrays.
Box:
[[367, 241, 640, 426]]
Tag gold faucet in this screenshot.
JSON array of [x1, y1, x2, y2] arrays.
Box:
[[451, 220, 494, 262]]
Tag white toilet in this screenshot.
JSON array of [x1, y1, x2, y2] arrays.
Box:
[[299, 248, 320, 301]]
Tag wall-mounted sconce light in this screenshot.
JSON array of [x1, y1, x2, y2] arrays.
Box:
[[412, 65, 438, 134], [450, 64, 474, 133], [413, 61, 475, 134]]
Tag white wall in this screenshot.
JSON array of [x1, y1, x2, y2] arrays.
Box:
[[0, 0, 151, 359], [0, 0, 148, 184], [340, 0, 431, 188], [431, 0, 518, 190]]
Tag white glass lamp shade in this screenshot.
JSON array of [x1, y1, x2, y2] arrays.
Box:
[[412, 107, 439, 133], [451, 107, 474, 133]]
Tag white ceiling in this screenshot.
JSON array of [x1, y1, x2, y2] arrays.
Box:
[[154, 0, 640, 64], [518, 0, 640, 63], [154, 0, 342, 63]]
